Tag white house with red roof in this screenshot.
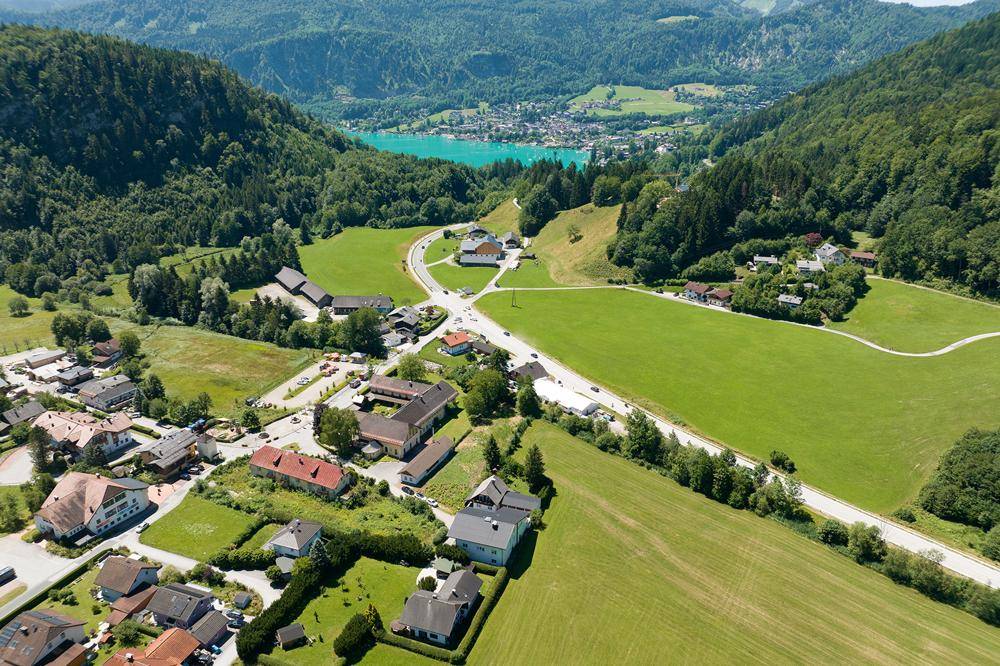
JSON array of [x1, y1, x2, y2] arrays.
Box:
[[249, 445, 350, 498], [440, 331, 471, 356]]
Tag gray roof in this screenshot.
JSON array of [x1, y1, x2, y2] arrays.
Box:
[[438, 569, 481, 604], [146, 428, 198, 470], [392, 381, 458, 428], [275, 267, 307, 292], [466, 475, 541, 512], [190, 610, 229, 647], [276, 623, 305, 646], [399, 437, 454, 480], [299, 280, 330, 305], [511, 361, 547, 381], [778, 294, 803, 306], [400, 569, 482, 638], [499, 231, 520, 245], [267, 520, 322, 552], [147, 584, 213, 624], [0, 377, 9, 391], [370, 375, 432, 398], [275, 557, 295, 575], [2, 400, 45, 426], [447, 506, 525, 549], [77, 374, 135, 402], [459, 254, 499, 266], [471, 340, 497, 356], [56, 366, 92, 382], [331, 295, 393, 310], [357, 411, 412, 446]]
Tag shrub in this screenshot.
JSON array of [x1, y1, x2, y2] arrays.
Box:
[[418, 576, 437, 591], [333, 613, 374, 659], [817, 519, 848, 546], [434, 543, 470, 565], [891, 507, 916, 523], [377, 631, 452, 662], [847, 523, 886, 563], [881, 549, 912, 583], [982, 526, 1000, 561], [768, 450, 796, 474], [237, 559, 323, 662], [918, 428, 999, 530], [112, 620, 144, 647]]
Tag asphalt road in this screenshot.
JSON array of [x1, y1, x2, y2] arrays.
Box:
[[407, 225, 1000, 589]]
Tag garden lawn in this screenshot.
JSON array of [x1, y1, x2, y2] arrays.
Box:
[[476, 288, 1000, 512], [429, 261, 498, 294], [501, 204, 631, 287], [468, 422, 1000, 664], [140, 495, 255, 561], [0, 486, 29, 536], [828, 278, 1000, 353], [29, 567, 107, 633], [0, 285, 56, 352], [299, 227, 434, 305], [423, 235, 459, 263], [114, 323, 315, 417], [422, 440, 488, 512], [240, 522, 281, 551], [281, 557, 420, 666]]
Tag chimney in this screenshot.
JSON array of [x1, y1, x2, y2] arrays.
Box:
[[491, 520, 498, 531]]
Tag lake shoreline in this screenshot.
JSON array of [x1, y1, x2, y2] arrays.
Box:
[[346, 130, 590, 167]]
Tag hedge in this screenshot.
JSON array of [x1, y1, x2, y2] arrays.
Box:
[[453, 568, 509, 662], [129, 423, 161, 439], [236, 561, 324, 662], [333, 613, 374, 659], [136, 623, 164, 639], [210, 548, 276, 571], [377, 632, 452, 662]]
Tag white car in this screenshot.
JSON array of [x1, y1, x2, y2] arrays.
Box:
[[426, 498, 439, 508]]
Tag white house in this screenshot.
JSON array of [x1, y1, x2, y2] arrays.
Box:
[[264, 519, 323, 558], [795, 259, 825, 275], [398, 569, 482, 645], [34, 472, 149, 541], [533, 378, 598, 416], [447, 507, 531, 566], [95, 555, 160, 602], [0, 611, 85, 666], [777, 294, 803, 309], [33, 411, 133, 460], [814, 242, 845, 265]]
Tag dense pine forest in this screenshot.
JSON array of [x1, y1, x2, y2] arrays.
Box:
[[607, 12, 1000, 298], [2, 0, 997, 121], [0, 25, 495, 298]]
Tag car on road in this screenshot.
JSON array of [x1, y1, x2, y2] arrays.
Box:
[[503, 331, 510, 336], [291, 416, 300, 424], [0, 567, 16, 585], [258, 432, 268, 439], [530, 352, 538, 358], [401, 486, 414, 496], [590, 386, 600, 393], [415, 492, 426, 500]]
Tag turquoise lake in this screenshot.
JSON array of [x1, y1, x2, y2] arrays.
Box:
[[348, 131, 589, 168]]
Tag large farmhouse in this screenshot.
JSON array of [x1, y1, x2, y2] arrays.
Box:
[[34, 473, 149, 541], [32, 411, 133, 460], [355, 376, 458, 459]]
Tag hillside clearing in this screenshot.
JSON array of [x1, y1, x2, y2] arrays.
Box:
[[299, 227, 434, 305], [468, 422, 1000, 664], [829, 278, 1000, 353], [0, 285, 56, 351], [568, 85, 695, 117], [476, 289, 1000, 512]]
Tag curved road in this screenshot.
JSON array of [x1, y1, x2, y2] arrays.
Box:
[[408, 225, 1000, 588]]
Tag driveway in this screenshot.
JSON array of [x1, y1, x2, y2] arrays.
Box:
[[350, 459, 454, 527], [256, 283, 320, 322], [0, 447, 33, 486]]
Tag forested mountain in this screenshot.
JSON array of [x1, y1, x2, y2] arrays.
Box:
[[3, 0, 997, 121], [0, 25, 493, 297], [609, 12, 999, 296]]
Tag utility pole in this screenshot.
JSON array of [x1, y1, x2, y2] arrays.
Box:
[[511, 287, 517, 308]]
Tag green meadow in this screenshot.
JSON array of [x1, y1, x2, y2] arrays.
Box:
[[476, 288, 1000, 512], [299, 226, 434, 305], [0, 285, 56, 351], [568, 85, 694, 117], [829, 278, 1000, 353], [140, 495, 256, 561], [467, 423, 1000, 664], [429, 261, 499, 294]]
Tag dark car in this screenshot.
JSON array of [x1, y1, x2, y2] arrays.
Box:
[[590, 386, 600, 393], [401, 486, 414, 496]]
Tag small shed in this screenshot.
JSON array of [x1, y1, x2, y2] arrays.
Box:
[[233, 591, 253, 610], [276, 623, 307, 649]]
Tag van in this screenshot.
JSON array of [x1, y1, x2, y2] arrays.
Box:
[[0, 567, 16, 585]]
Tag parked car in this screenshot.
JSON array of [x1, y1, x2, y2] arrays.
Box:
[[224, 610, 244, 620], [415, 492, 426, 500], [426, 498, 439, 508], [503, 331, 510, 336], [137, 522, 150, 533], [258, 432, 269, 439], [349, 379, 362, 389], [401, 486, 414, 496], [187, 467, 201, 475], [530, 352, 538, 358], [0, 567, 16, 585], [179, 472, 191, 480], [290, 416, 300, 424]]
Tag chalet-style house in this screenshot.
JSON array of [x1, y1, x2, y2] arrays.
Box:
[[330, 294, 394, 315], [459, 235, 504, 267], [146, 584, 214, 630], [55, 366, 93, 387], [76, 375, 137, 411], [33, 411, 133, 460], [398, 436, 455, 486], [509, 361, 548, 382], [397, 569, 482, 646], [264, 519, 323, 558], [95, 556, 160, 602], [91, 339, 123, 367], [388, 306, 421, 337], [249, 445, 350, 497], [499, 231, 521, 249], [706, 288, 733, 308], [440, 332, 472, 356], [35, 473, 149, 541], [751, 255, 780, 270], [355, 376, 458, 459], [682, 281, 712, 302], [0, 610, 85, 666], [815, 242, 846, 266], [465, 475, 541, 513], [850, 250, 877, 268]]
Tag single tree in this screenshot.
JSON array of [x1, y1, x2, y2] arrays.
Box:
[[318, 407, 360, 459], [241, 409, 261, 432], [396, 354, 426, 382], [0, 493, 22, 532], [27, 426, 50, 473], [523, 443, 546, 492], [7, 296, 29, 317], [309, 537, 330, 570], [119, 331, 142, 358], [86, 317, 112, 342], [516, 383, 541, 417], [482, 434, 502, 472]]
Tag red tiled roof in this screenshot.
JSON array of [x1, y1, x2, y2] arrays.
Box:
[[850, 250, 877, 260], [709, 288, 733, 301], [440, 332, 470, 348], [249, 445, 345, 491], [683, 281, 711, 295], [106, 628, 199, 666]]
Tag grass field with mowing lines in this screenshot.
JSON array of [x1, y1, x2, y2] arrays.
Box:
[[284, 557, 420, 666], [477, 289, 1000, 512], [114, 323, 314, 417], [299, 227, 434, 305], [429, 261, 499, 294], [467, 422, 1000, 664], [568, 85, 694, 117], [502, 204, 631, 287], [140, 495, 256, 561], [829, 279, 1000, 352]]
